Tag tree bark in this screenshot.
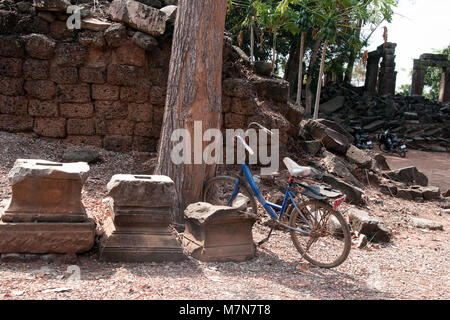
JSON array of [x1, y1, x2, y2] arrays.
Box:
[[313, 39, 328, 120], [155, 0, 227, 223], [344, 19, 362, 83], [305, 37, 322, 116], [296, 31, 306, 106]]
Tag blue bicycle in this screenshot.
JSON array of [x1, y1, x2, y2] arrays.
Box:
[[203, 123, 351, 268]]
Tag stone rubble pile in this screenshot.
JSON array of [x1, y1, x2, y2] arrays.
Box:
[[318, 83, 450, 152]]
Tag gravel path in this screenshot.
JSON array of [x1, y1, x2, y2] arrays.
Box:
[[0, 132, 448, 300]]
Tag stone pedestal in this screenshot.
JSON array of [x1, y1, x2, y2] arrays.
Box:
[[0, 159, 95, 253], [183, 202, 258, 262], [100, 175, 185, 262]]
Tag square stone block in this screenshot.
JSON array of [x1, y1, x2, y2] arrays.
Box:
[[100, 175, 185, 262], [1, 159, 90, 223], [183, 202, 258, 262]]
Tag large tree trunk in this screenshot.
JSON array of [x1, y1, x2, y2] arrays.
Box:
[[305, 37, 322, 116], [313, 39, 328, 120], [155, 0, 227, 223]]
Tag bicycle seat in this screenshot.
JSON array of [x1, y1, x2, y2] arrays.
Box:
[[283, 157, 312, 178]]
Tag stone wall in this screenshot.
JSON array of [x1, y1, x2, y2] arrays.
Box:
[[0, 0, 299, 152]]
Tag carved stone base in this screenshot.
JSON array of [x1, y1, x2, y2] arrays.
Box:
[[100, 217, 185, 262], [183, 202, 257, 262], [0, 221, 95, 253]]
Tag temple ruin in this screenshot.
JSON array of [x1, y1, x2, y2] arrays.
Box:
[[364, 42, 397, 96], [410, 53, 450, 103]]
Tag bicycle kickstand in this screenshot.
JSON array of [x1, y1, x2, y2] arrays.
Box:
[[257, 227, 274, 247]]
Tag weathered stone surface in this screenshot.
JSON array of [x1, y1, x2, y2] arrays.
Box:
[[0, 221, 95, 254], [421, 186, 441, 201], [301, 140, 321, 156], [92, 84, 120, 101], [105, 119, 134, 135], [131, 31, 158, 51], [160, 5, 177, 23], [120, 86, 148, 102], [78, 30, 105, 48], [33, 0, 71, 12], [37, 11, 56, 23], [49, 20, 74, 41], [108, 0, 167, 36], [23, 59, 49, 80], [54, 43, 88, 67], [0, 76, 24, 96], [251, 78, 289, 103], [1, 159, 90, 223], [67, 119, 95, 135], [28, 100, 58, 117], [0, 114, 33, 132], [0, 95, 28, 115], [57, 84, 91, 103], [103, 135, 132, 152], [107, 64, 146, 86], [223, 78, 254, 98], [305, 120, 350, 155], [23, 33, 56, 59], [62, 150, 101, 164], [50, 66, 78, 84], [0, 57, 22, 77], [319, 96, 345, 114], [128, 103, 153, 122], [95, 101, 129, 119], [322, 174, 363, 204], [183, 202, 257, 262], [34, 117, 66, 137], [373, 153, 390, 171], [138, 0, 162, 8], [254, 61, 272, 76], [24, 80, 56, 100], [0, 35, 24, 58], [322, 152, 364, 189], [60, 103, 94, 119], [409, 217, 443, 231], [231, 97, 257, 116], [348, 208, 391, 243], [224, 112, 246, 129], [363, 120, 385, 132], [103, 23, 127, 48], [79, 67, 105, 84], [315, 119, 354, 144], [81, 18, 112, 31], [383, 166, 428, 187], [346, 145, 372, 168], [101, 175, 185, 262]]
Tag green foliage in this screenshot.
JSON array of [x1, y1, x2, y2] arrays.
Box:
[[423, 44, 450, 100]]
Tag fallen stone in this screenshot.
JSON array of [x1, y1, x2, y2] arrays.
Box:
[[81, 18, 112, 31], [322, 174, 363, 204], [322, 152, 365, 189], [355, 234, 368, 249], [363, 120, 385, 132], [346, 145, 372, 169], [109, 0, 167, 37], [132, 31, 158, 51], [443, 189, 450, 197], [23, 33, 56, 59], [254, 61, 273, 76], [104, 23, 127, 48], [441, 209, 450, 215], [138, 0, 162, 8], [348, 208, 391, 243], [183, 202, 257, 262], [316, 119, 355, 144], [62, 150, 101, 164], [383, 166, 428, 187], [33, 0, 70, 12], [304, 120, 350, 155], [409, 217, 443, 231], [421, 186, 441, 201], [301, 140, 321, 156], [319, 96, 345, 114], [160, 5, 177, 23], [372, 153, 390, 171]]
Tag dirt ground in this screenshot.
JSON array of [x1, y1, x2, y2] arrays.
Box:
[[385, 150, 450, 192], [0, 132, 449, 300]]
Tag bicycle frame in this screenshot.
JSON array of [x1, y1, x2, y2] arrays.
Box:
[[227, 163, 310, 236]]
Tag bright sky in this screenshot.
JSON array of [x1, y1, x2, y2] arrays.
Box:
[[365, 0, 450, 90]]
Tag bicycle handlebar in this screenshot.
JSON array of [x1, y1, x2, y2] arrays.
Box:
[[233, 135, 255, 156], [247, 122, 274, 135]]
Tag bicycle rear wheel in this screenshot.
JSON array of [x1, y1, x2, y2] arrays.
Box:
[[288, 200, 351, 268], [203, 176, 258, 216]]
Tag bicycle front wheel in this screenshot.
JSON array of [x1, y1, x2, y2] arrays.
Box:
[[203, 176, 258, 216], [288, 200, 351, 268]]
